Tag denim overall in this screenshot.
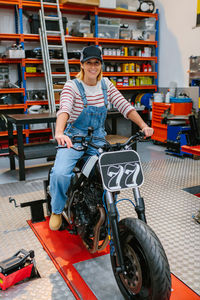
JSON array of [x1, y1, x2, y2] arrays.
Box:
[[50, 79, 108, 214]]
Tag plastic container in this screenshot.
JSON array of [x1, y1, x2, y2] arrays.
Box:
[[143, 30, 156, 41], [140, 93, 153, 109], [72, 20, 91, 36], [29, 14, 67, 34], [137, 18, 156, 30], [165, 91, 170, 103], [120, 28, 132, 40], [98, 24, 120, 39]]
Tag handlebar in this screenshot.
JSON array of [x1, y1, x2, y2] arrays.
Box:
[[57, 128, 145, 152]]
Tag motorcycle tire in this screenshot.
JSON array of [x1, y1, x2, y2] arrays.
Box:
[[110, 217, 171, 300]]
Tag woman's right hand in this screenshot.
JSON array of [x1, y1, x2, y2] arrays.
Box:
[[55, 133, 73, 148]]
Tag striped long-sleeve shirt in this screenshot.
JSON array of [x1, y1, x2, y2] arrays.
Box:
[[57, 77, 135, 122]]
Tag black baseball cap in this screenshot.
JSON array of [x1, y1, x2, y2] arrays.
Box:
[[80, 46, 103, 63]]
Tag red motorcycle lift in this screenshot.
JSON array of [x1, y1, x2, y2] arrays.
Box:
[[0, 249, 36, 291], [28, 217, 200, 300]]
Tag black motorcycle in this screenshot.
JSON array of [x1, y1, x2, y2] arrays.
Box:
[[45, 128, 171, 300]]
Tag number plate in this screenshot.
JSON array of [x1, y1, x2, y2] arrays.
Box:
[[99, 150, 144, 192]]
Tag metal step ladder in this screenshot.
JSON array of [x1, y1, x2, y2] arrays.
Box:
[[39, 0, 70, 116]]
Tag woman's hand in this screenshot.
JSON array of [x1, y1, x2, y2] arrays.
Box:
[[55, 133, 73, 148], [141, 126, 154, 137]]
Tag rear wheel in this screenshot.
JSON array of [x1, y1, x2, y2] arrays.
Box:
[[110, 218, 171, 300]]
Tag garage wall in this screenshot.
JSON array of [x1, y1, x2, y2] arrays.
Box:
[[155, 0, 200, 87]]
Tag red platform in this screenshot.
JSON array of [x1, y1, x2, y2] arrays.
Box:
[[181, 145, 200, 156], [28, 217, 200, 300]]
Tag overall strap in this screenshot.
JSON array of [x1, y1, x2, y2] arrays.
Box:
[[73, 79, 87, 107], [101, 78, 108, 107]]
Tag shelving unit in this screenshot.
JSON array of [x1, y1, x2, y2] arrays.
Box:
[[0, 0, 159, 150]]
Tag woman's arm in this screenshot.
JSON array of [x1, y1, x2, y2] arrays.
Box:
[[55, 112, 72, 147], [127, 110, 154, 137]]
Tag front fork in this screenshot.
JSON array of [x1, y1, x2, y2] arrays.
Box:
[[106, 191, 125, 273], [132, 187, 147, 223], [105, 187, 147, 274]]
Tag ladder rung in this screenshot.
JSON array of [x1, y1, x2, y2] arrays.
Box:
[[48, 45, 63, 49], [44, 16, 59, 21], [52, 74, 67, 78], [46, 30, 61, 35], [50, 59, 65, 64], [43, 2, 57, 6]]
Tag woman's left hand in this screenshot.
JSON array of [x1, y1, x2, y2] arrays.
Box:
[[141, 126, 154, 137]]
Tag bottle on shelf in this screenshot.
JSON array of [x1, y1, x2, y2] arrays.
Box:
[[165, 89, 170, 103]]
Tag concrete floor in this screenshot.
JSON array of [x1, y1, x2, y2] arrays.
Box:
[[0, 141, 199, 299]]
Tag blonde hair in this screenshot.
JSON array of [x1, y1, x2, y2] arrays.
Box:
[[76, 67, 103, 81]]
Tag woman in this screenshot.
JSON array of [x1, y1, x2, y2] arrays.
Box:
[[49, 45, 154, 230]]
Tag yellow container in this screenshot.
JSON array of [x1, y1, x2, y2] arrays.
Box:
[[135, 64, 140, 72], [123, 47, 128, 56], [122, 63, 129, 72], [128, 63, 135, 73]]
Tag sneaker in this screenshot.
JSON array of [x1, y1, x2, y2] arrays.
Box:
[[49, 213, 62, 231]]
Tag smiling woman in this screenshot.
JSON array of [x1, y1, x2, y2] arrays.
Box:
[[48, 45, 154, 231]]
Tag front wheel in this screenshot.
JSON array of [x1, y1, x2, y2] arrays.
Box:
[[110, 218, 171, 300]]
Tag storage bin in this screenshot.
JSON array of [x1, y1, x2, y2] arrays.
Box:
[[120, 28, 131, 40], [71, 20, 91, 36], [29, 14, 67, 34], [99, 0, 116, 9], [143, 30, 156, 41], [59, 0, 99, 5], [98, 24, 120, 39], [98, 17, 120, 26], [137, 18, 156, 30]]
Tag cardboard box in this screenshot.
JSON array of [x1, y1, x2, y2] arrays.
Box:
[[59, 0, 99, 6], [53, 84, 64, 101], [99, 0, 116, 9]]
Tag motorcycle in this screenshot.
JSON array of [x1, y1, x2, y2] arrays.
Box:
[[45, 128, 171, 300]]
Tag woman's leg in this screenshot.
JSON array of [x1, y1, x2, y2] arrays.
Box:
[[50, 146, 84, 214]]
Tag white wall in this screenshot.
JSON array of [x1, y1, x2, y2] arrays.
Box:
[[155, 0, 200, 87]]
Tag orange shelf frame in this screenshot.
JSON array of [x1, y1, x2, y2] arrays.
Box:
[[104, 72, 157, 77], [0, 104, 25, 110], [0, 33, 21, 40], [0, 58, 22, 64], [98, 38, 157, 46], [0, 130, 18, 137], [0, 88, 25, 94], [97, 7, 158, 20], [117, 85, 157, 90], [25, 71, 157, 78], [103, 56, 157, 62], [0, 0, 18, 6], [26, 100, 59, 106], [25, 58, 80, 64]]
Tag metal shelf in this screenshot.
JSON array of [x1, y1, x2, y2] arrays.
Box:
[[0, 33, 21, 40], [104, 72, 157, 77], [0, 58, 22, 64], [0, 104, 25, 110], [0, 88, 25, 94], [98, 38, 157, 46], [103, 56, 157, 62], [117, 85, 157, 90]]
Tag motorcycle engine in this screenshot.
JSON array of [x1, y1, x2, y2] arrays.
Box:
[[71, 180, 105, 239]]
